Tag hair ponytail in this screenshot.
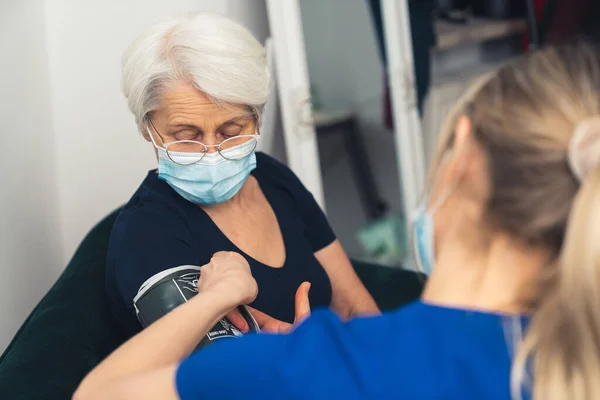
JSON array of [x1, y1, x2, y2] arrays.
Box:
[[513, 166, 600, 400]]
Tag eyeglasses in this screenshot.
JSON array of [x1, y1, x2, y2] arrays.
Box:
[[146, 118, 259, 165]]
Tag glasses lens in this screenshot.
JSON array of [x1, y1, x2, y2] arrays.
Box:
[[165, 141, 207, 165], [219, 136, 257, 161]]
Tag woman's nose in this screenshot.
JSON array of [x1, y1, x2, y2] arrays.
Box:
[[202, 133, 220, 153]]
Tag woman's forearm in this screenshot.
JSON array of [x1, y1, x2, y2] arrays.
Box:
[[349, 293, 380, 317], [332, 290, 380, 320], [315, 240, 381, 320], [75, 290, 232, 399]]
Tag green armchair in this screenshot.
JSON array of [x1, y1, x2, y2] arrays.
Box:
[[0, 209, 425, 400]]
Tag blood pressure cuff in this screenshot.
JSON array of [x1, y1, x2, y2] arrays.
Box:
[[133, 266, 260, 349]]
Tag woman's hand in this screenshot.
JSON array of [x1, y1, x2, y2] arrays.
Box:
[[197, 252, 258, 309], [248, 282, 312, 333]]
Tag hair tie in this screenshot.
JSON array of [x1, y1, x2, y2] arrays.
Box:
[[567, 116, 600, 182]]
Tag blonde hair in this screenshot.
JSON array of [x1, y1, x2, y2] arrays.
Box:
[[430, 43, 600, 399]]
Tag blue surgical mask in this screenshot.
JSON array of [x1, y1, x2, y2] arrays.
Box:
[[412, 191, 451, 275], [412, 200, 435, 275], [156, 141, 257, 206]]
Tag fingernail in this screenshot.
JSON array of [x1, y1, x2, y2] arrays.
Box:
[[306, 282, 311, 293]]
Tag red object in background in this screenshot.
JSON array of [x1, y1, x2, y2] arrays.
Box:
[[544, 0, 595, 45], [535, 0, 546, 16], [525, 0, 596, 47]]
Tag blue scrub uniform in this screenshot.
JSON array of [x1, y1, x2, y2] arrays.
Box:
[[176, 301, 530, 400]]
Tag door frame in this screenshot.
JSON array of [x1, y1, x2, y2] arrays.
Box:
[[265, 0, 326, 209], [381, 0, 426, 231]]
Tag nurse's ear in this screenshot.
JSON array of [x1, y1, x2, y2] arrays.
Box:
[[441, 115, 474, 187], [444, 115, 490, 207]]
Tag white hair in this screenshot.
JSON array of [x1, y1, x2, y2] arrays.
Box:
[[121, 12, 270, 131]]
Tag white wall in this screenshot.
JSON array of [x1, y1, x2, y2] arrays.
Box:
[[228, 0, 270, 44], [0, 0, 62, 351]]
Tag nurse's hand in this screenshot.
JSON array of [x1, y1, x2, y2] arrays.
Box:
[[248, 282, 312, 333], [197, 251, 258, 308]]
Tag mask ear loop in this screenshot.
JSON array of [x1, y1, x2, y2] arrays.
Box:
[[410, 187, 452, 274], [410, 144, 470, 273], [428, 188, 453, 215], [410, 224, 425, 274], [425, 150, 459, 215]]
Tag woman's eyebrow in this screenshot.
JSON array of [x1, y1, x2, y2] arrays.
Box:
[[168, 123, 201, 132], [217, 115, 254, 128], [165, 113, 254, 133]]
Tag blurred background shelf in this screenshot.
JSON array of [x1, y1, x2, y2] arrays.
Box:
[[436, 17, 527, 50]]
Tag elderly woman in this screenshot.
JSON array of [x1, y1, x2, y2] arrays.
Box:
[[105, 13, 378, 336]]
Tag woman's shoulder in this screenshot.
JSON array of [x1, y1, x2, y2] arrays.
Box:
[[255, 152, 301, 183], [286, 304, 515, 398], [255, 151, 288, 169], [118, 171, 188, 222], [254, 152, 312, 197], [110, 172, 194, 246], [177, 309, 406, 398], [106, 176, 202, 302]]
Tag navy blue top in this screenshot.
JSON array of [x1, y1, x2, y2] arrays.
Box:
[[106, 152, 335, 335], [176, 301, 530, 400]]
